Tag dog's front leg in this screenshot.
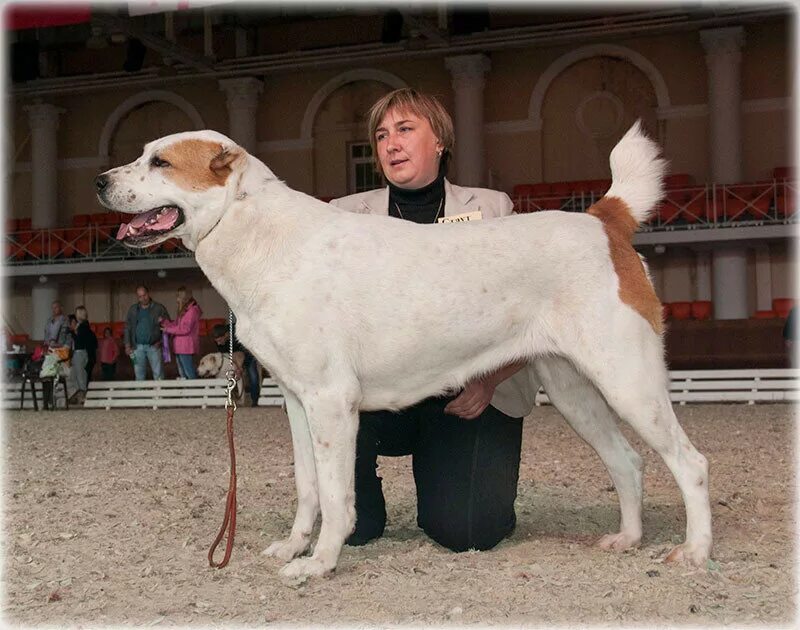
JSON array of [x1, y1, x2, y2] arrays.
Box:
[[263, 386, 319, 562], [279, 390, 359, 579]]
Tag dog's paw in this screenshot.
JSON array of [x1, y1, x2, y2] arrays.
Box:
[[596, 531, 641, 552], [664, 542, 711, 568], [279, 556, 333, 580], [262, 537, 309, 562]]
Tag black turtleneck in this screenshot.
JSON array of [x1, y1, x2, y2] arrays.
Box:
[[388, 171, 446, 224]]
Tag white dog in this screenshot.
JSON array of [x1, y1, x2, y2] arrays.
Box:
[[197, 351, 245, 400], [95, 122, 712, 579]]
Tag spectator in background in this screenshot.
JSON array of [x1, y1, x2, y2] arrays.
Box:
[[124, 285, 169, 381], [783, 306, 796, 366], [44, 301, 69, 348], [66, 314, 77, 350], [161, 286, 202, 380], [211, 322, 261, 407], [67, 305, 97, 404], [98, 326, 119, 380]]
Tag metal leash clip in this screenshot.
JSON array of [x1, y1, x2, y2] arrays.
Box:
[[224, 309, 238, 410]]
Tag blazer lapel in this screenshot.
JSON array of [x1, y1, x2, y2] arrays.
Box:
[[360, 187, 390, 215], [444, 179, 476, 217]]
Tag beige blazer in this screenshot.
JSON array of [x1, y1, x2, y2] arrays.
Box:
[[331, 180, 540, 419]]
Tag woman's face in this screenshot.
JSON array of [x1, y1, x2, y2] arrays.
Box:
[[375, 108, 443, 189]]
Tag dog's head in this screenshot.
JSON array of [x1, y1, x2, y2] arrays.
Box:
[[197, 352, 224, 377], [94, 130, 247, 250]]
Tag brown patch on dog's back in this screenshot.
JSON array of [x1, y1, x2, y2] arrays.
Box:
[[588, 196, 663, 334], [158, 139, 237, 191]]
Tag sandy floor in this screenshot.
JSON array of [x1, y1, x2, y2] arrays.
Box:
[[2, 403, 795, 627]]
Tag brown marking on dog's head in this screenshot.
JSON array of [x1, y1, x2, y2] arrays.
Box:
[[157, 139, 244, 191], [588, 196, 663, 335]]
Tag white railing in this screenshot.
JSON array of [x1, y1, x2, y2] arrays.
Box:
[[535, 368, 799, 406], [7, 370, 797, 410]]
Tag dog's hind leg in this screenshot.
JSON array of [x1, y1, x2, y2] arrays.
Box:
[[534, 355, 643, 552], [570, 323, 712, 567], [263, 386, 320, 562], [280, 385, 360, 579]]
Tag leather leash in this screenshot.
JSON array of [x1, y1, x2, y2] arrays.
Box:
[[208, 310, 239, 569]]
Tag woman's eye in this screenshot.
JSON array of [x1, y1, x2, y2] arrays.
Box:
[[150, 156, 170, 168]]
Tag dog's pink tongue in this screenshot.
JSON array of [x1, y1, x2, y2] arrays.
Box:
[[116, 223, 129, 240]]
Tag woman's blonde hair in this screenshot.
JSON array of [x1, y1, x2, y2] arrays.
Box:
[[176, 286, 194, 315], [75, 305, 88, 321], [367, 88, 454, 177]]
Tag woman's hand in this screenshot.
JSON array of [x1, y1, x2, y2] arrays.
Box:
[[444, 376, 497, 420], [443, 361, 527, 419]]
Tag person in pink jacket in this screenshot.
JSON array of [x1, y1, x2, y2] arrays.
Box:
[[160, 286, 202, 379]]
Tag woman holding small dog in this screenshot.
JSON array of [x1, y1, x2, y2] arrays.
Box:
[[331, 88, 537, 552], [161, 286, 202, 380]]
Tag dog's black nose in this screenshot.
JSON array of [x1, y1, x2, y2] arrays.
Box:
[[94, 175, 109, 192]]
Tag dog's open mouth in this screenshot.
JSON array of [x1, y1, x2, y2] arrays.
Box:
[[116, 206, 184, 243]]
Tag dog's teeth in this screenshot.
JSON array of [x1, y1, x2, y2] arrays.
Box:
[[129, 226, 139, 235]]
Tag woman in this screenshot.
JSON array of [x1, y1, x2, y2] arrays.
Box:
[[67, 306, 97, 404], [330, 88, 537, 552], [161, 287, 202, 380]]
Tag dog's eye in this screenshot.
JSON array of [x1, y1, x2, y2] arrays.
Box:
[[150, 156, 171, 168]]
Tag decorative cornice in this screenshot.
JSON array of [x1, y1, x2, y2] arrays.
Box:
[[656, 104, 709, 120], [13, 156, 110, 173], [257, 138, 313, 153], [24, 102, 65, 130], [219, 77, 263, 110], [445, 54, 492, 79], [484, 119, 540, 134], [742, 97, 792, 113], [700, 26, 746, 55]]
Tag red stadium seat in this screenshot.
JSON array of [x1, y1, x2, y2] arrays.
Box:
[[5, 218, 18, 232], [664, 173, 693, 188], [773, 166, 793, 180], [549, 182, 571, 197], [662, 303, 672, 321], [773, 298, 795, 318], [72, 214, 90, 227], [691, 301, 712, 320], [511, 184, 541, 213], [670, 302, 692, 320], [776, 194, 796, 218], [753, 310, 777, 319], [112, 322, 126, 339], [657, 201, 681, 225], [17, 218, 32, 230], [46, 229, 67, 258]]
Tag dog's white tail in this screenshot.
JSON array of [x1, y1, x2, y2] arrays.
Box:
[[603, 120, 667, 225]]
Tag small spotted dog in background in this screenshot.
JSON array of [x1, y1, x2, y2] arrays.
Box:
[[196, 350, 245, 401]]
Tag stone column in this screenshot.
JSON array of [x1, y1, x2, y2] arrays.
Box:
[[700, 27, 745, 184], [695, 251, 712, 301], [754, 244, 773, 311], [712, 247, 749, 319], [25, 101, 64, 229], [445, 54, 491, 187], [219, 77, 263, 153]]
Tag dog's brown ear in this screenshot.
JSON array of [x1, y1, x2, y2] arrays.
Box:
[[210, 145, 244, 175]]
